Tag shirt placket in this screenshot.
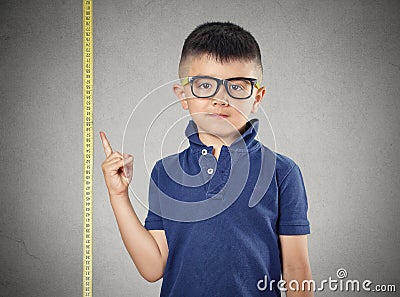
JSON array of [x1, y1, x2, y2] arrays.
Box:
[[198, 147, 232, 200]]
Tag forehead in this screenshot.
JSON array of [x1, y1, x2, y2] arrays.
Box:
[[181, 54, 260, 79]]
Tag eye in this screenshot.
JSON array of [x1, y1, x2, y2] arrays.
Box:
[[198, 83, 212, 89], [228, 79, 251, 93], [230, 84, 244, 91]]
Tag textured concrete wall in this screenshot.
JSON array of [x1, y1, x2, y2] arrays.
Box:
[[1, 0, 399, 296]]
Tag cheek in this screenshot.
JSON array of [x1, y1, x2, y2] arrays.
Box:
[[187, 99, 209, 114], [230, 101, 253, 116]]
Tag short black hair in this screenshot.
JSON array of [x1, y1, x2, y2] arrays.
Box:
[[179, 21, 263, 78]]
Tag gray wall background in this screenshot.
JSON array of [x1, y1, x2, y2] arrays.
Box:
[[1, 0, 399, 296]]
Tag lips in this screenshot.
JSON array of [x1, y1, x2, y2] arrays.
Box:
[[209, 113, 228, 118]]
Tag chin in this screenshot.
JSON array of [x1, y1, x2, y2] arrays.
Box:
[[193, 115, 241, 138]]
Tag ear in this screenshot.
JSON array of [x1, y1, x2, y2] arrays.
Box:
[[251, 86, 266, 113], [172, 83, 189, 110]]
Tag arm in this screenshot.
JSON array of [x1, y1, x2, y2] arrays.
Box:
[[100, 131, 168, 282], [110, 194, 168, 282], [280, 235, 314, 297]]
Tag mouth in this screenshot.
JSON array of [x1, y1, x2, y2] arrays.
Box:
[[209, 113, 228, 119]]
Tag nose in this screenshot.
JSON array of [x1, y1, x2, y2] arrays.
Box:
[[212, 98, 228, 106], [212, 84, 229, 106]]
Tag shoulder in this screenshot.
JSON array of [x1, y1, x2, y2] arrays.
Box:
[[150, 148, 190, 175], [260, 145, 300, 186], [275, 151, 297, 174]]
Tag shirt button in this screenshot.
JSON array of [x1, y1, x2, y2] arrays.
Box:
[[207, 168, 214, 175], [201, 149, 208, 155]]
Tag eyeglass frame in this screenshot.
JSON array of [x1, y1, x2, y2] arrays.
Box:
[[180, 75, 261, 100]]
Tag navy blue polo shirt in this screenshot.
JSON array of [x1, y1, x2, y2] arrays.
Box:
[[144, 118, 310, 297]]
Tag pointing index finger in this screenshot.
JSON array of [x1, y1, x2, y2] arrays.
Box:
[[99, 131, 113, 157]]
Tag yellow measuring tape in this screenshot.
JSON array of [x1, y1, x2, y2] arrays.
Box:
[[82, 0, 93, 296]]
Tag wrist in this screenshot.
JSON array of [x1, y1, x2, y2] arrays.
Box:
[[109, 191, 129, 202]]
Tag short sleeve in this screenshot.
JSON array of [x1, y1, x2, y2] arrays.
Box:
[[144, 161, 164, 230], [278, 163, 310, 235]]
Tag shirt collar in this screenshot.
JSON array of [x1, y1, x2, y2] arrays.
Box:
[[184, 118, 261, 153]]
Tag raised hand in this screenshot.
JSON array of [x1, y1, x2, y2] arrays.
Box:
[[100, 131, 134, 198]]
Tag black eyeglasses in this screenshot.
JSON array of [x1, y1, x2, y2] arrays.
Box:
[[181, 75, 261, 100]]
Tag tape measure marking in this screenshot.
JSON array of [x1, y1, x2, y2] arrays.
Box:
[[82, 0, 93, 296]]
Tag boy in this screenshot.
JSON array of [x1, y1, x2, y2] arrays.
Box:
[[100, 22, 313, 296]]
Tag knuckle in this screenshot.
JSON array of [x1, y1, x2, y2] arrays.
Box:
[[112, 151, 122, 158]]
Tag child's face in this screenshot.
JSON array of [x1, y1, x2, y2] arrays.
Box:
[[173, 55, 266, 141]]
